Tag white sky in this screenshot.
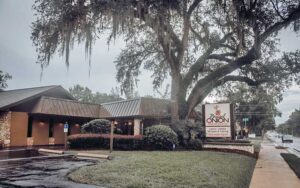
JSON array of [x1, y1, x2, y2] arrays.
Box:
[[0, 0, 299, 124]]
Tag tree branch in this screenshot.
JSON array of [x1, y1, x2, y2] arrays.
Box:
[[186, 6, 300, 114], [220, 76, 266, 86], [187, 0, 202, 18], [183, 32, 233, 87], [186, 75, 266, 116], [270, 0, 286, 21], [259, 4, 300, 42], [207, 53, 236, 63]]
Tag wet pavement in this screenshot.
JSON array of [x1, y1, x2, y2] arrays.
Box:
[[250, 139, 300, 188], [0, 156, 100, 188], [0, 149, 43, 160]]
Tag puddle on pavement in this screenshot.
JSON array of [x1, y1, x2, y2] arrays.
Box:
[[0, 156, 100, 188], [0, 149, 43, 160]]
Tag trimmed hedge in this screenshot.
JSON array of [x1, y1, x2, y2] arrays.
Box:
[[81, 119, 111, 134], [144, 125, 178, 150], [281, 153, 300, 178], [68, 134, 143, 150]]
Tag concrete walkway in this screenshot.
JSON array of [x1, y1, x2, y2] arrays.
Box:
[[250, 139, 300, 188]]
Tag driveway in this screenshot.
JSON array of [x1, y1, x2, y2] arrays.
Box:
[[0, 156, 100, 188]]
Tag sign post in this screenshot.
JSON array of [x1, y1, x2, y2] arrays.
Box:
[[64, 122, 69, 150], [242, 118, 249, 137], [110, 121, 115, 153]]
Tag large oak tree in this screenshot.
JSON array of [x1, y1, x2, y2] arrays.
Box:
[[32, 0, 300, 120]]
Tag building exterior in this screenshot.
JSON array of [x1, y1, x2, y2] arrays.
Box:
[[0, 86, 173, 147]]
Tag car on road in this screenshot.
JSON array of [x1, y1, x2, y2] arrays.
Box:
[[282, 135, 293, 143]]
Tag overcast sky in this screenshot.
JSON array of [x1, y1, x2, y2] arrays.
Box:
[[0, 0, 299, 124]]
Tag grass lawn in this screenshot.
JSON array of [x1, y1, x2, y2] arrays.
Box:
[[69, 151, 256, 188], [280, 153, 300, 179]]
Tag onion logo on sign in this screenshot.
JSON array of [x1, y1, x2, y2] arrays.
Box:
[[206, 105, 230, 125], [203, 103, 233, 138]]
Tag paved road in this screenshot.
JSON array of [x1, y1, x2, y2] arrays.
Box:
[[0, 156, 100, 188], [267, 132, 300, 156]]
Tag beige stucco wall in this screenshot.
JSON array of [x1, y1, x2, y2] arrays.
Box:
[[10, 112, 28, 147], [53, 123, 64, 144], [70, 124, 81, 135], [32, 119, 49, 145], [134, 119, 141, 135], [0, 111, 11, 147]]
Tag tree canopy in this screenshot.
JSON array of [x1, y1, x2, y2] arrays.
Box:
[[0, 70, 12, 90], [69, 84, 123, 103], [277, 108, 300, 136], [32, 0, 300, 119], [217, 82, 279, 134]]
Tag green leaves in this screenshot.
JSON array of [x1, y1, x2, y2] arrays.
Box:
[[69, 84, 123, 103], [0, 71, 12, 89], [144, 124, 178, 150]]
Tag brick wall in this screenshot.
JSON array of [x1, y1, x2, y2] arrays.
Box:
[[0, 111, 11, 147]]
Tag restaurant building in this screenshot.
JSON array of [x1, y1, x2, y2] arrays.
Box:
[[0, 85, 173, 147]]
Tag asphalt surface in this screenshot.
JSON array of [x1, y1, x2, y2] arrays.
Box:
[[267, 132, 300, 156], [0, 156, 100, 188]]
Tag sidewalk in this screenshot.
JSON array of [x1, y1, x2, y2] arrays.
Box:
[[250, 139, 300, 188]]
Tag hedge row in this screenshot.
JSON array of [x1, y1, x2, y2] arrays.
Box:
[[68, 134, 143, 150], [68, 124, 203, 150]]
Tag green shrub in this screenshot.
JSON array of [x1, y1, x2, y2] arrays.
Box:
[[68, 134, 143, 150], [144, 125, 178, 150], [169, 120, 204, 148], [187, 139, 203, 150], [81, 119, 111, 134]]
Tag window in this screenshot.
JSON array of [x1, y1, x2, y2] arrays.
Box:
[[27, 116, 33, 137]]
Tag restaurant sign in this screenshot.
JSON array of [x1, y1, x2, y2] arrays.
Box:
[[203, 103, 233, 138]]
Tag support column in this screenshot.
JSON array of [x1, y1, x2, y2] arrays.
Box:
[[134, 119, 141, 135], [0, 111, 11, 147]]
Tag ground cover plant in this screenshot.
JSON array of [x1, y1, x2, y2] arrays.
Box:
[[280, 153, 300, 179], [69, 151, 256, 188]]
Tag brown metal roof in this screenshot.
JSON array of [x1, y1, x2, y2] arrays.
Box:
[[0, 85, 75, 110], [32, 96, 100, 118], [100, 97, 172, 118]]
